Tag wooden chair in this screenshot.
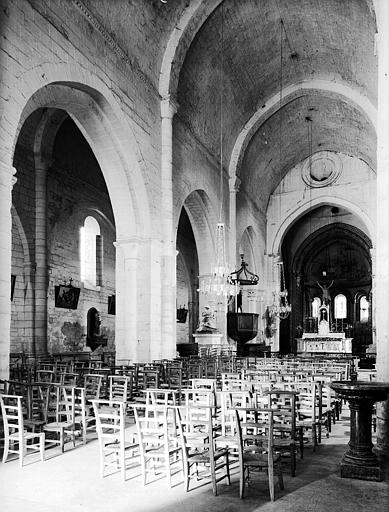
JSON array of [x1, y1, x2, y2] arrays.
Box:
[[266, 389, 300, 476], [235, 407, 284, 501], [1, 394, 45, 466], [295, 381, 321, 451], [92, 399, 139, 481], [109, 375, 132, 402], [177, 404, 230, 495], [216, 390, 253, 462], [134, 404, 183, 487], [43, 385, 76, 452]]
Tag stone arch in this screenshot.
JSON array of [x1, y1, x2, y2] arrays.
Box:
[[11, 205, 33, 353], [228, 80, 377, 181], [159, 0, 223, 100], [269, 195, 375, 257], [4, 62, 151, 240], [181, 190, 218, 276], [11, 205, 31, 273]]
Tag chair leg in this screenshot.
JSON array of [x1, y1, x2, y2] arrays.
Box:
[[291, 446, 296, 477], [278, 462, 284, 490], [313, 424, 317, 452], [225, 453, 231, 485], [239, 467, 245, 499], [60, 428, 65, 453], [268, 463, 275, 502], [19, 436, 25, 467], [2, 434, 9, 463], [40, 434, 45, 462], [299, 428, 304, 459], [121, 448, 126, 482]]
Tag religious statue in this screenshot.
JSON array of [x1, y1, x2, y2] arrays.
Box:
[[197, 305, 217, 333], [317, 280, 334, 305]]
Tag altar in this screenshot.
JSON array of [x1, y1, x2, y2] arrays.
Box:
[[297, 333, 353, 355], [297, 310, 352, 355]]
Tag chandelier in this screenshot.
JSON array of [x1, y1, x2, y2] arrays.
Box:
[[198, 4, 238, 304], [269, 260, 291, 320], [228, 254, 259, 286], [198, 223, 236, 299], [268, 21, 291, 322]]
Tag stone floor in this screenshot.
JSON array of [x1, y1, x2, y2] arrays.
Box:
[[1, 406, 388, 512]]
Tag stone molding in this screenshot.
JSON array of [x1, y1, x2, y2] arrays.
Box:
[[301, 151, 342, 188], [70, 0, 156, 93]]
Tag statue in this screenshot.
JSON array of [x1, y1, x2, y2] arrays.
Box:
[[317, 280, 334, 305], [197, 305, 217, 333]]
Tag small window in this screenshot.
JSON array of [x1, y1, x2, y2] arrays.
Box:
[[80, 216, 102, 288], [360, 296, 369, 323], [312, 297, 321, 318], [334, 294, 347, 319]]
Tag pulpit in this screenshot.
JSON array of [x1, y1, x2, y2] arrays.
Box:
[[227, 312, 259, 344]]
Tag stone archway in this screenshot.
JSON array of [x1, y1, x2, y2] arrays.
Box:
[[0, 68, 153, 375]]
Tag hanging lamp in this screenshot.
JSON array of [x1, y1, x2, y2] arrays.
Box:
[[269, 260, 291, 319], [269, 19, 292, 321], [198, 3, 236, 304]]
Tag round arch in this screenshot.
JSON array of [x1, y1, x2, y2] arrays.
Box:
[[269, 194, 375, 257], [4, 62, 151, 240], [159, 0, 223, 100], [228, 80, 377, 181], [180, 189, 218, 276]]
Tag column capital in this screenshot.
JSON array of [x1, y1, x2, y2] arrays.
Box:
[[160, 95, 179, 119], [113, 236, 152, 258], [0, 164, 17, 189], [229, 175, 241, 193]]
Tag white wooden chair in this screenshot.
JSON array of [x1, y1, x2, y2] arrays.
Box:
[[1, 394, 45, 466]]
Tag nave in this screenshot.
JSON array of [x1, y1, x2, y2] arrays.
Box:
[[1, 401, 388, 512], [1, 354, 388, 511]]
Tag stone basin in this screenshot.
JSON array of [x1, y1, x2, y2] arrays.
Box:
[[330, 381, 389, 402], [330, 380, 389, 481]]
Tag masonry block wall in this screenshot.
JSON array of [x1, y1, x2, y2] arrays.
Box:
[[11, 109, 116, 355], [11, 214, 31, 353]]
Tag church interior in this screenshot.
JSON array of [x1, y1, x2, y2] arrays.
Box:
[[0, 0, 389, 510]]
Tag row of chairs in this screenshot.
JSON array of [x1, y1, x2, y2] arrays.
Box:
[[92, 400, 283, 500]]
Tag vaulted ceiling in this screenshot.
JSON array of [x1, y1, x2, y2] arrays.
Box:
[[176, 0, 377, 212]]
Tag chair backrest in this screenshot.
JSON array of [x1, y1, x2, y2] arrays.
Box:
[[92, 399, 126, 448], [176, 404, 216, 460], [53, 385, 76, 423], [267, 390, 297, 439], [109, 375, 131, 402], [235, 407, 274, 468], [36, 370, 54, 383], [145, 388, 177, 406], [219, 390, 253, 437], [84, 374, 103, 400], [0, 394, 24, 438], [134, 404, 176, 460]]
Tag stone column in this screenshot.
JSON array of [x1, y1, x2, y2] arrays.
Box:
[[229, 175, 241, 266], [0, 160, 16, 379], [114, 238, 141, 363], [369, 248, 376, 345], [33, 157, 50, 355], [160, 96, 178, 360], [374, 1, 389, 457]]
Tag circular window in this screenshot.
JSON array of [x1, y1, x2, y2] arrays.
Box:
[[302, 152, 342, 188]]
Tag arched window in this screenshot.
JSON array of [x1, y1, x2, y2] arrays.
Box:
[[360, 296, 369, 323], [334, 294, 347, 319], [80, 216, 102, 288], [312, 297, 321, 318]]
